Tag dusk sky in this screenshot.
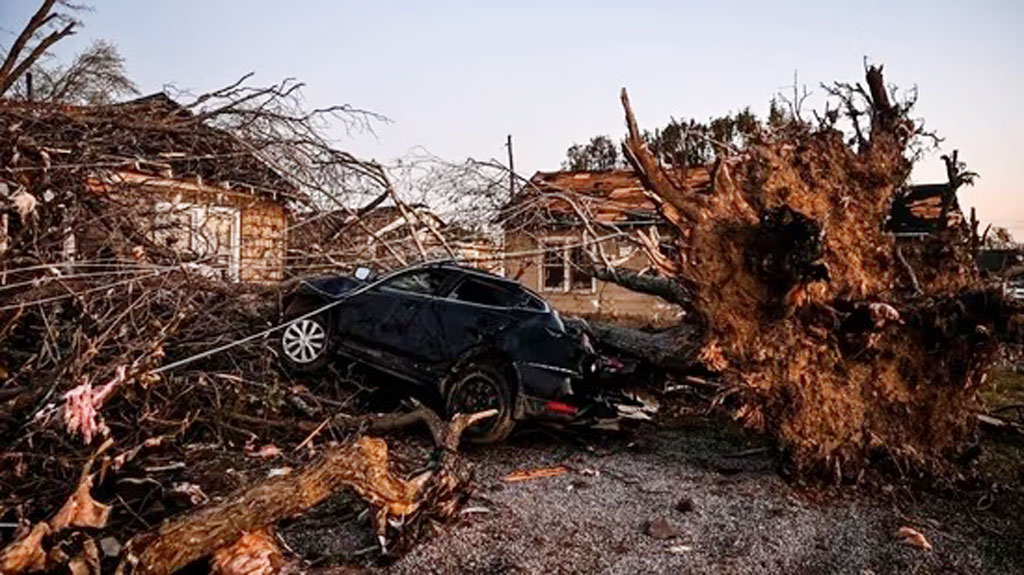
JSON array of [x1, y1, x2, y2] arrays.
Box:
[[3, 1, 1022, 235]]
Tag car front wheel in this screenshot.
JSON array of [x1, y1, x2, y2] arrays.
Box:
[[280, 314, 330, 373], [445, 363, 516, 444]]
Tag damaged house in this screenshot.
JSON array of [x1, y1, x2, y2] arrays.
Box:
[[885, 180, 979, 292], [508, 169, 977, 325], [1, 93, 300, 283], [886, 182, 965, 238], [503, 169, 707, 327]]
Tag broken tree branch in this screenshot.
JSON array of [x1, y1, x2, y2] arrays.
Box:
[[620, 88, 702, 224], [116, 410, 495, 575], [0, 0, 78, 97]]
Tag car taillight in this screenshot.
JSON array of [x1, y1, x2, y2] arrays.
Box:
[[545, 401, 579, 415], [579, 356, 599, 375]]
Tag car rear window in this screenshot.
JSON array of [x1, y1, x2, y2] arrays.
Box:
[[450, 277, 514, 307], [518, 290, 546, 310], [450, 277, 546, 310]]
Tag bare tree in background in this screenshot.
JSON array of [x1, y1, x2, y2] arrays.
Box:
[[984, 226, 1017, 249], [0, 0, 82, 97], [15, 39, 139, 104]]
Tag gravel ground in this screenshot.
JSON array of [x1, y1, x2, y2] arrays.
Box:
[[363, 417, 1023, 575]]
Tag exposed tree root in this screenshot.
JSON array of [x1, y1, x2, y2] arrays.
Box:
[[592, 65, 1016, 477]]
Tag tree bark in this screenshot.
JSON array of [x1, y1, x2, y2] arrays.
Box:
[[116, 409, 495, 575], [588, 321, 703, 372]]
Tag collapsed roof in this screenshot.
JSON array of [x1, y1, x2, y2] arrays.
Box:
[[0, 92, 302, 202], [887, 183, 964, 235], [512, 168, 711, 226]]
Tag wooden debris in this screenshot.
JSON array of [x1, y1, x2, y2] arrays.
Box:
[[896, 526, 933, 551], [50, 472, 111, 530], [0, 444, 111, 574], [210, 529, 284, 575], [116, 409, 495, 575], [68, 538, 101, 575], [504, 466, 569, 483], [977, 413, 1024, 439], [0, 523, 51, 574]]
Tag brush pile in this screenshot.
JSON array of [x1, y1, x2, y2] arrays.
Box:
[[0, 87, 485, 575]]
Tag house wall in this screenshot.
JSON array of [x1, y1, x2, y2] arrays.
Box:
[[84, 173, 288, 283], [157, 190, 286, 283], [504, 229, 682, 328], [239, 198, 286, 283]]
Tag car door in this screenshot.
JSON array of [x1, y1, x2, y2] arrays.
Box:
[[333, 284, 400, 361], [429, 275, 519, 363], [342, 268, 455, 378]]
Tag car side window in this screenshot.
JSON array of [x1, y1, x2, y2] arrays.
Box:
[[515, 288, 546, 310], [384, 269, 451, 296], [449, 277, 515, 307]]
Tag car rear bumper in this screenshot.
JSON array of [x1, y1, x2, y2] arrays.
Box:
[[513, 361, 577, 398], [513, 360, 652, 424]]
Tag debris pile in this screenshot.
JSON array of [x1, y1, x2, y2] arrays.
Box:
[[0, 89, 487, 573]]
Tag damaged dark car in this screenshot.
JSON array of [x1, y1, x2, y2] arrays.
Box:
[[279, 262, 637, 442]]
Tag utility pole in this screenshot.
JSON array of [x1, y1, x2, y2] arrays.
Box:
[[969, 206, 979, 256], [25, 72, 32, 101], [506, 134, 515, 199]]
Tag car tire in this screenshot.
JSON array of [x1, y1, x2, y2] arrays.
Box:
[[280, 312, 331, 374], [445, 362, 516, 444]]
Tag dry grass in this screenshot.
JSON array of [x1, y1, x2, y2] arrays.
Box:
[[978, 368, 1024, 485]]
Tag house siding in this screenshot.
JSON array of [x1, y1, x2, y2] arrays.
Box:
[[240, 199, 286, 283], [84, 172, 289, 283], [504, 229, 682, 328]]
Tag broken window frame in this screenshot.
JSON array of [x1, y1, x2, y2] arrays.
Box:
[[539, 236, 596, 294], [152, 200, 241, 281]]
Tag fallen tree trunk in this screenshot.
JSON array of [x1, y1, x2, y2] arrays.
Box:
[[587, 321, 703, 372], [113, 409, 494, 575]]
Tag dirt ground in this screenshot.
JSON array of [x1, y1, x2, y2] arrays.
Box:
[[290, 407, 1023, 575]]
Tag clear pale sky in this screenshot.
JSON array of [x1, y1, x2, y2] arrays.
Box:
[[3, 1, 1022, 235]]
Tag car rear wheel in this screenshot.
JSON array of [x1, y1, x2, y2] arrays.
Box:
[[445, 363, 515, 444], [280, 314, 330, 373]]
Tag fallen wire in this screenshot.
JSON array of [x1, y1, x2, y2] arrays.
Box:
[[147, 259, 440, 376]]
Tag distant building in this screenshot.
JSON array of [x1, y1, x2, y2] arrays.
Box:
[[886, 183, 964, 238]]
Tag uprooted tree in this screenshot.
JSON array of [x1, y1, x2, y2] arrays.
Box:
[[583, 65, 1016, 477]]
